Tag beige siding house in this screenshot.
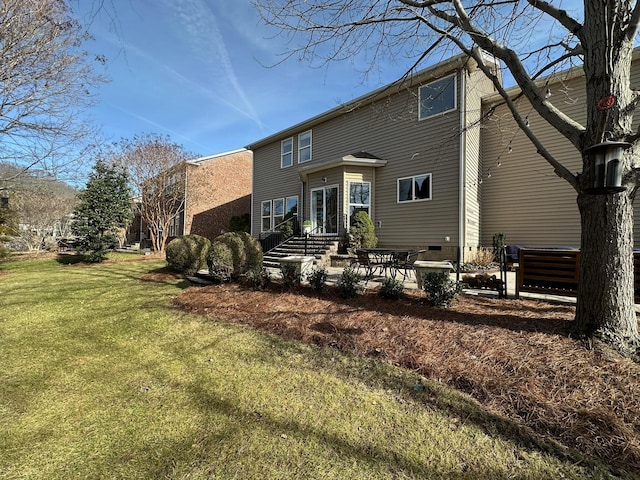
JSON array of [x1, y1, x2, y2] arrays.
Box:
[[248, 49, 640, 260], [247, 53, 499, 261], [480, 51, 640, 248]]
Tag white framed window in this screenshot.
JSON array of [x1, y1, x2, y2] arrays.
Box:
[[397, 174, 432, 203], [261, 200, 272, 231], [298, 130, 312, 163], [273, 198, 285, 227], [281, 138, 293, 168], [348, 181, 371, 225], [418, 74, 457, 120], [285, 196, 298, 219]]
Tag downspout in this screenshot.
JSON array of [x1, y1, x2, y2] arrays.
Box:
[[300, 181, 305, 230], [183, 164, 188, 235], [458, 70, 466, 272]]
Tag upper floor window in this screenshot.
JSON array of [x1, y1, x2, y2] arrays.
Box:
[[398, 174, 432, 203], [298, 130, 312, 163], [281, 138, 293, 168], [418, 74, 457, 120]]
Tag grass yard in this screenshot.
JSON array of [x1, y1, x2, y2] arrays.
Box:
[[0, 255, 628, 479]]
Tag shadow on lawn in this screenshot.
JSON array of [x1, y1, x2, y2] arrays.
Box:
[[173, 281, 637, 478], [289, 284, 575, 337], [156, 349, 613, 479]]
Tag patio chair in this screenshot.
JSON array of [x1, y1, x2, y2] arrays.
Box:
[[394, 250, 422, 280], [354, 249, 385, 281]]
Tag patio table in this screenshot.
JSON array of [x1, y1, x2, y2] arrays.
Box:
[[360, 248, 419, 279]]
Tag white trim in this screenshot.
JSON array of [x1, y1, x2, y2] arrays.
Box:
[[281, 137, 293, 168], [458, 70, 465, 263], [260, 200, 272, 232], [310, 184, 340, 235], [298, 130, 312, 163], [347, 180, 372, 226], [418, 73, 458, 120], [397, 173, 433, 203]]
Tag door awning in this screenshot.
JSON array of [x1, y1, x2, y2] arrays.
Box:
[[298, 151, 387, 181]]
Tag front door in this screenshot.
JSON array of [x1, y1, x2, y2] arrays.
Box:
[[311, 186, 338, 235]]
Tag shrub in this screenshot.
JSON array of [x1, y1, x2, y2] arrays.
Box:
[[229, 213, 251, 233], [422, 272, 462, 307], [279, 263, 301, 290], [306, 266, 329, 292], [207, 241, 234, 282], [379, 277, 404, 300], [336, 266, 363, 299], [208, 231, 263, 279], [165, 234, 212, 275], [277, 218, 294, 239], [245, 267, 272, 291], [349, 211, 377, 249], [0, 243, 9, 261]]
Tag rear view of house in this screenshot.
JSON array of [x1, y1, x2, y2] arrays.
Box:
[[248, 52, 499, 261]]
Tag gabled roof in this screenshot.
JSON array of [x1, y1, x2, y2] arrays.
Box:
[[246, 51, 497, 151]]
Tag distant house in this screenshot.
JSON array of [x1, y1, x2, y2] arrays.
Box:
[[131, 148, 252, 245], [246, 49, 640, 261]]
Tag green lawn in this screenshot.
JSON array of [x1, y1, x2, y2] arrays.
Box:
[[0, 255, 614, 479]]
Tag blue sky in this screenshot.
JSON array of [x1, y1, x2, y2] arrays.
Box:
[[79, 1, 583, 160], [79, 0, 411, 159]]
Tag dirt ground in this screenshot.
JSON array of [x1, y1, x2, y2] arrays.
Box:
[[168, 274, 640, 476]]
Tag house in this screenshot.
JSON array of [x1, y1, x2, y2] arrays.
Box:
[[247, 49, 640, 262], [480, 51, 640, 248], [179, 148, 252, 240], [247, 52, 499, 262], [131, 148, 252, 245]]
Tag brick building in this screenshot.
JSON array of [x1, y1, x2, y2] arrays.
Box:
[[182, 148, 252, 240], [130, 148, 252, 246]]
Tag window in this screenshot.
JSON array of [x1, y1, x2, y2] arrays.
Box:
[[285, 196, 298, 218], [398, 174, 431, 202], [348, 182, 371, 225], [298, 130, 312, 163], [281, 138, 293, 168], [273, 198, 285, 227], [261, 200, 272, 231], [418, 74, 457, 120], [169, 213, 181, 237]]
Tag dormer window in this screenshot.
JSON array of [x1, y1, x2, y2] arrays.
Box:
[[418, 74, 457, 120]]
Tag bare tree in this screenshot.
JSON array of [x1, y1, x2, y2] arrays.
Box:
[[0, 0, 106, 188], [256, 0, 640, 354], [109, 134, 197, 254], [4, 165, 77, 251]]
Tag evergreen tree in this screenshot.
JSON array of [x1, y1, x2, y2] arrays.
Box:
[[72, 161, 132, 262]]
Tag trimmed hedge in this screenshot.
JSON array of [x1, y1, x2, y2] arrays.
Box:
[[165, 234, 212, 275]]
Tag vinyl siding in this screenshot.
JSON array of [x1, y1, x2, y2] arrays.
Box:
[[462, 67, 497, 252], [480, 59, 640, 248], [252, 69, 467, 250]]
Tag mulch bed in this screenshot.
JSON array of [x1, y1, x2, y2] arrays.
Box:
[[171, 279, 640, 476]]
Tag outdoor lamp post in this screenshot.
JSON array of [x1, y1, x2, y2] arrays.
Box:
[[584, 138, 631, 194]]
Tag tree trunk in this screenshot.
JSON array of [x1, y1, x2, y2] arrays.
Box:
[[576, 191, 639, 354]]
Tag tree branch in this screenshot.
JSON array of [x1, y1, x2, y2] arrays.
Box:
[[526, 0, 583, 40], [428, 0, 585, 147]]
